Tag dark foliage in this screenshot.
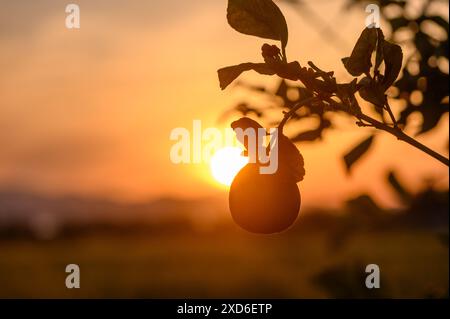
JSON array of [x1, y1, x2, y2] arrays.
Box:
[[219, 0, 449, 171]]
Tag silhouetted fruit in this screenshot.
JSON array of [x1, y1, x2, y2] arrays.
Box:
[[229, 163, 301, 234], [228, 117, 305, 234]]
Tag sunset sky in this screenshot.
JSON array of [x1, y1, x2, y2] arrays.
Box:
[[0, 0, 448, 209]]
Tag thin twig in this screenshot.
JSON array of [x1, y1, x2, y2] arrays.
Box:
[[384, 96, 398, 128], [358, 113, 449, 166]]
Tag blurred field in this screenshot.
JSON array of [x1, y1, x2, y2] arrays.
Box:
[[0, 227, 447, 298]]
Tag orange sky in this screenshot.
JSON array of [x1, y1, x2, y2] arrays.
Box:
[[0, 0, 448, 209]]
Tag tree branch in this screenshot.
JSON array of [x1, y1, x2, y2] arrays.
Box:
[[292, 73, 448, 167], [358, 113, 449, 166]]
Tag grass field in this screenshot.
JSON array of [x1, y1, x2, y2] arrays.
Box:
[[0, 228, 447, 298]]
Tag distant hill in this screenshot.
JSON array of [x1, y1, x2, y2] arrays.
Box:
[[0, 190, 228, 239]]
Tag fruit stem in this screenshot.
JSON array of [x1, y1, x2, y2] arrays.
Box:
[[278, 96, 317, 133]]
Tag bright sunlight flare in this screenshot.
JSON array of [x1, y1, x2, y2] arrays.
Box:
[[210, 147, 248, 186]]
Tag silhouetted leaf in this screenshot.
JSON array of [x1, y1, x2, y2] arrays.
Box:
[[235, 103, 263, 117], [231, 117, 264, 133], [218, 63, 274, 90], [418, 101, 449, 135], [275, 79, 293, 107], [427, 16, 449, 36], [342, 28, 378, 76], [387, 171, 412, 203], [231, 116, 305, 182], [358, 77, 385, 106], [231, 117, 265, 157], [291, 117, 331, 143], [381, 40, 403, 90], [388, 17, 410, 33], [275, 79, 289, 97], [336, 79, 359, 100], [374, 28, 385, 72], [291, 129, 322, 142], [235, 81, 268, 93], [278, 134, 305, 182], [343, 135, 375, 172], [218, 61, 301, 90], [346, 194, 382, 216], [414, 31, 436, 60], [227, 0, 288, 51]]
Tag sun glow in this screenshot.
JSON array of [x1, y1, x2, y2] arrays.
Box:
[[210, 147, 248, 186]]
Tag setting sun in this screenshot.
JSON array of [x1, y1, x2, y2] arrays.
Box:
[[210, 147, 248, 186]]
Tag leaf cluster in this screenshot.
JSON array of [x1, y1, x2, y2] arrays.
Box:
[[218, 0, 448, 171]]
